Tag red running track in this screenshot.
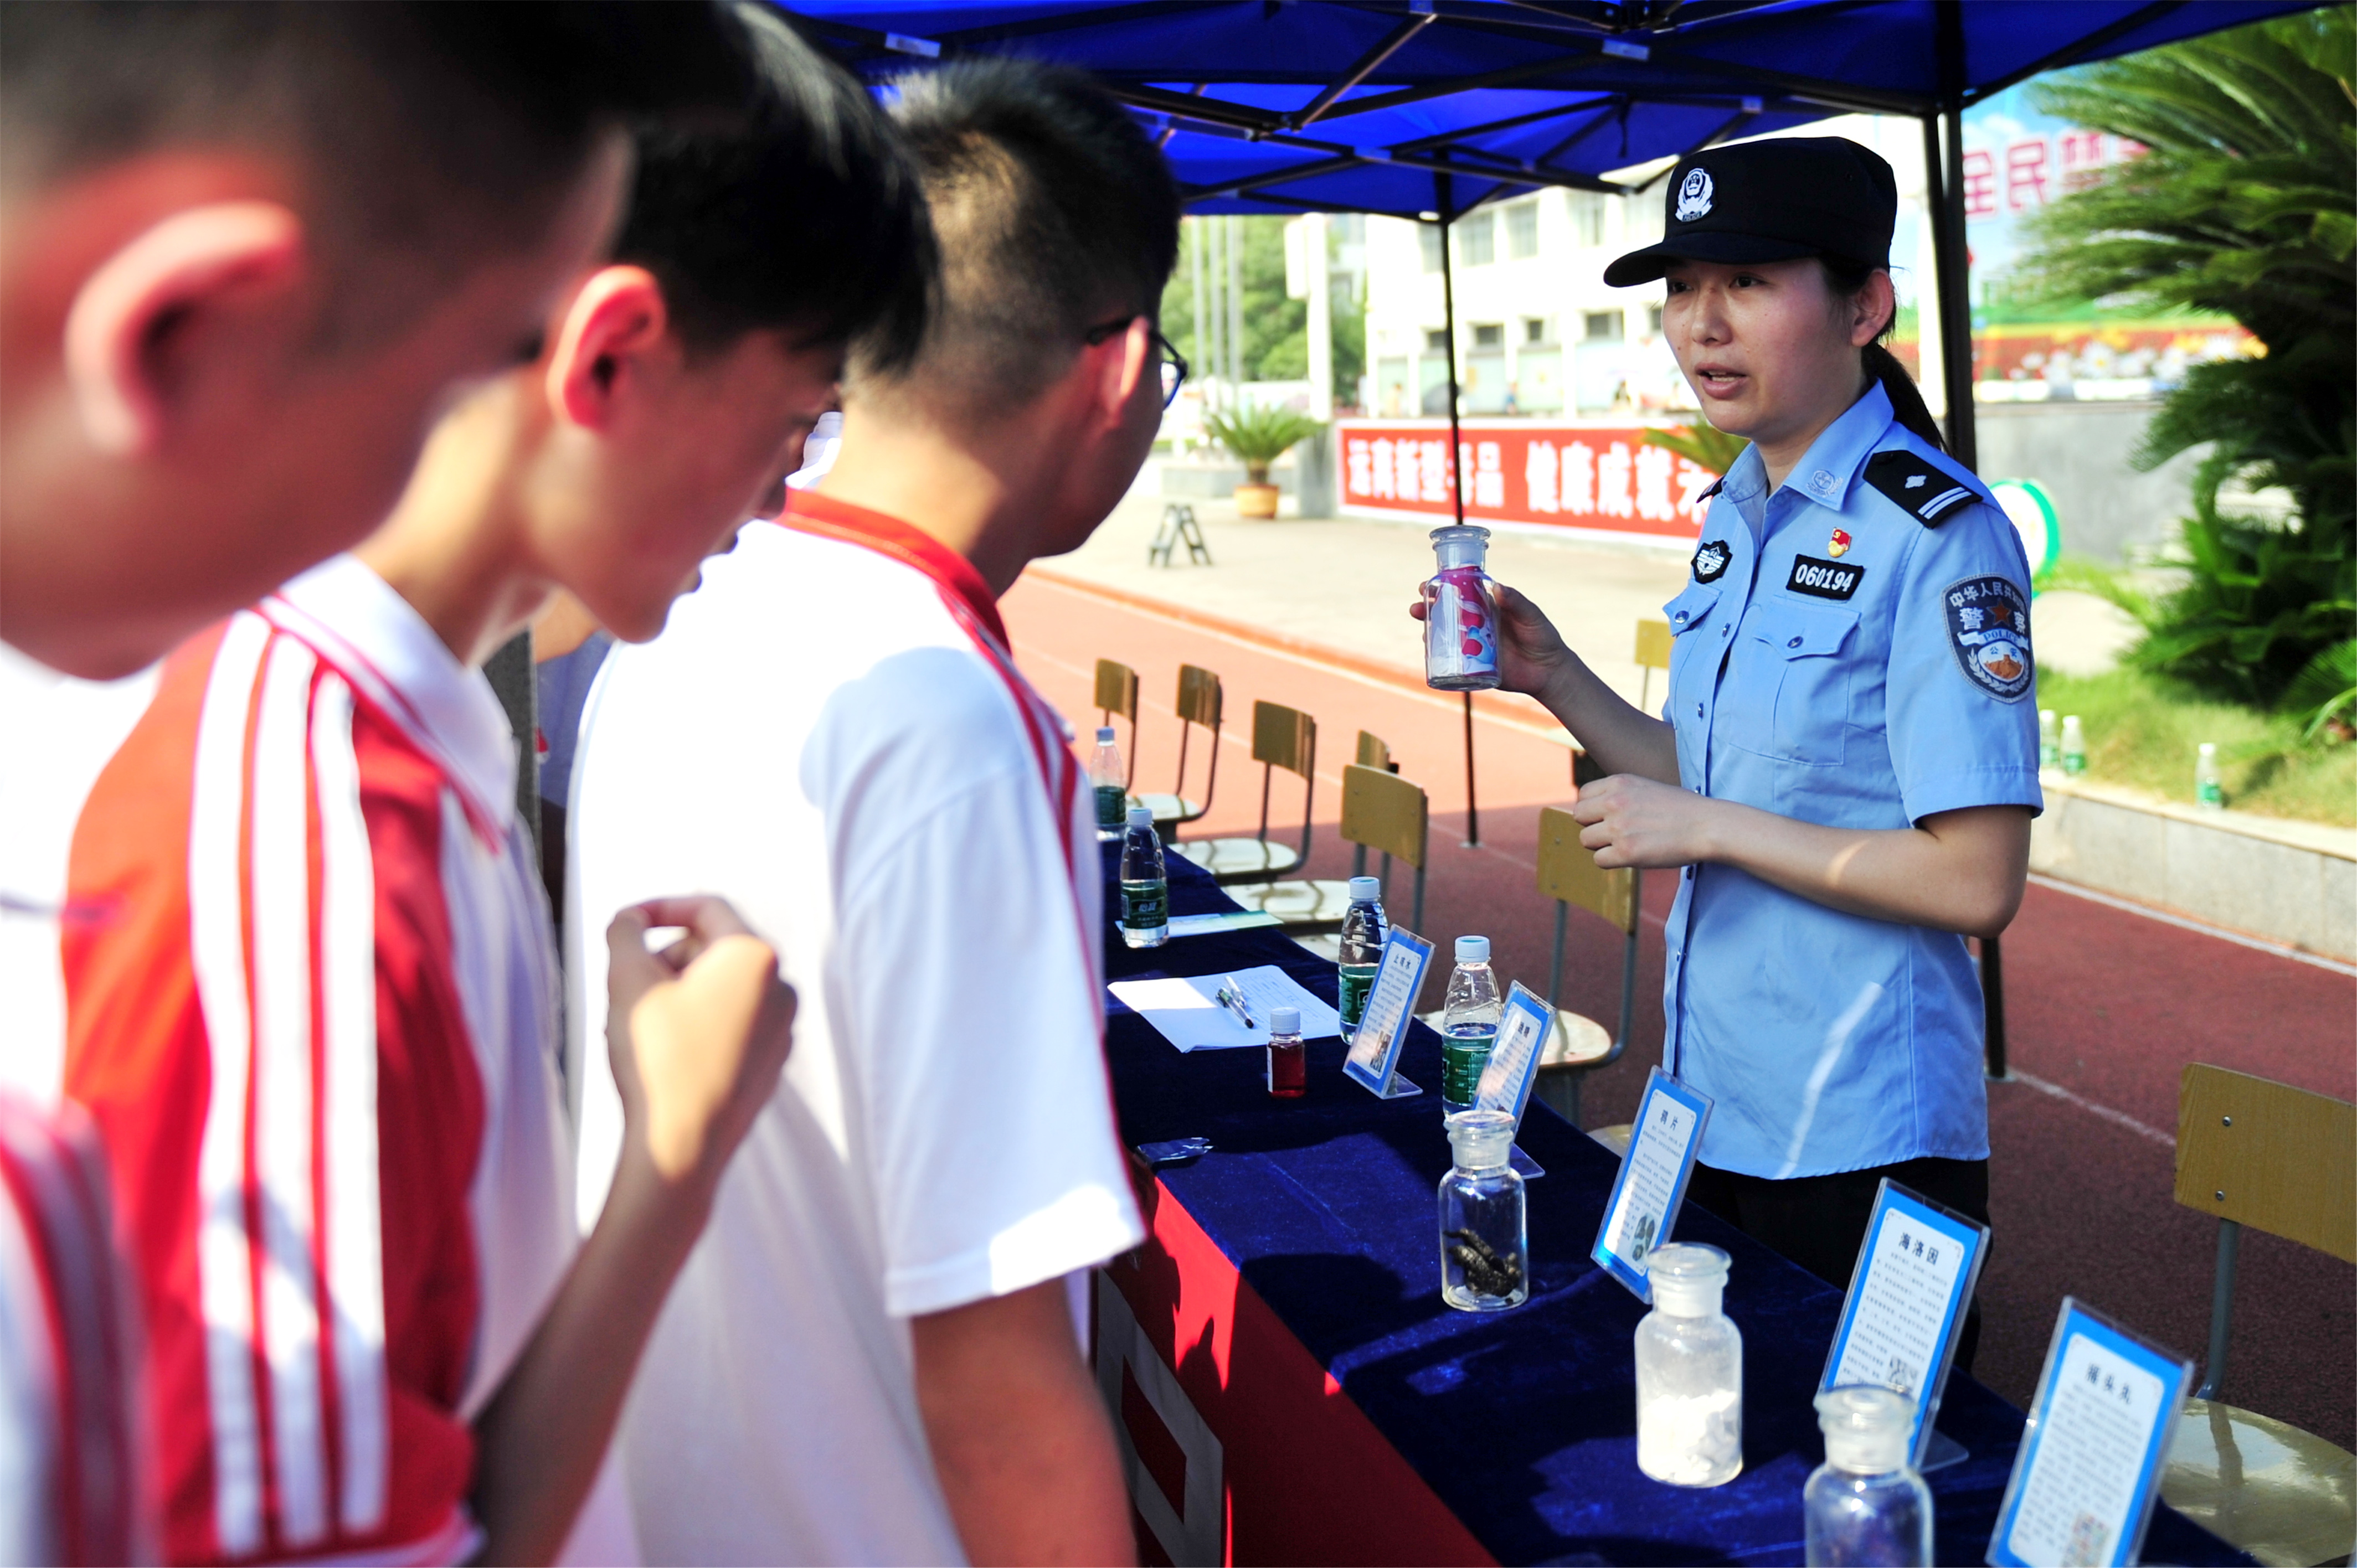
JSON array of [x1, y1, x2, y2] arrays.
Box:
[[1006, 569, 2356, 1449]]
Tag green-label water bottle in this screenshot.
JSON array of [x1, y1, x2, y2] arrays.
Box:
[[1090, 727, 1127, 841], [1440, 936, 1500, 1114], [1337, 876, 1387, 1039], [1118, 805, 1167, 948]]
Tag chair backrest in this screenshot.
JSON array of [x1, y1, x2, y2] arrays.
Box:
[[1341, 764, 1427, 870], [1094, 659, 1139, 726], [1177, 664, 1222, 730], [1252, 701, 1314, 779], [1536, 805, 1636, 933], [1356, 730, 1393, 772], [1634, 618, 1673, 672], [2175, 1064, 2355, 1263]]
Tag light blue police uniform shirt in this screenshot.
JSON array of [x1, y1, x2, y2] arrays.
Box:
[[1658, 382, 2041, 1180]]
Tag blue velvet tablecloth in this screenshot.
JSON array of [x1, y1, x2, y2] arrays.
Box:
[[1102, 844, 2242, 1566]]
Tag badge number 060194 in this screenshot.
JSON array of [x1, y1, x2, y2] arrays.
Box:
[[1944, 576, 2034, 703]]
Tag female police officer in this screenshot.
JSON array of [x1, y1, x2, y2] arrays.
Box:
[[1445, 137, 2040, 1363]]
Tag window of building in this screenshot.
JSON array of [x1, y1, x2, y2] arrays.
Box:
[[1425, 328, 1452, 352], [1646, 304, 1664, 336], [1472, 323, 1504, 348], [1419, 224, 1443, 273], [1583, 310, 1624, 342], [1569, 191, 1607, 249], [1458, 211, 1495, 266], [1505, 200, 1540, 259], [1525, 317, 1550, 344]]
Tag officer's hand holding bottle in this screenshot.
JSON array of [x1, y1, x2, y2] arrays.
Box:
[[1408, 580, 1577, 703]]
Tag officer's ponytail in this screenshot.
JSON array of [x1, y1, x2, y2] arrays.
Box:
[[1821, 257, 1948, 455]]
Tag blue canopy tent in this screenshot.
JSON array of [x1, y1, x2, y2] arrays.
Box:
[[779, 0, 2312, 461], [778, 0, 2318, 1032]]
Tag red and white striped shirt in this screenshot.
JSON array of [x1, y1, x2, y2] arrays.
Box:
[[0, 1092, 148, 1565], [61, 557, 588, 1565]]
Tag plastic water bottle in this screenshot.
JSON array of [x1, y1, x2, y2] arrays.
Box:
[[1119, 805, 1167, 948], [1805, 1385, 1933, 1566], [1424, 525, 1501, 691], [2195, 742, 2224, 811], [1266, 1005, 1306, 1099], [2060, 714, 2087, 776], [2037, 708, 2059, 768], [1439, 936, 1501, 1115], [1336, 876, 1388, 1039], [1090, 727, 1127, 840]]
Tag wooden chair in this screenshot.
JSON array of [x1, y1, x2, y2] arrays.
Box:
[[2160, 1065, 2355, 1568], [1094, 658, 1140, 791], [1529, 804, 1639, 1132], [1172, 701, 1314, 885], [1234, 762, 1427, 936], [1138, 664, 1222, 837], [1634, 617, 1672, 715]]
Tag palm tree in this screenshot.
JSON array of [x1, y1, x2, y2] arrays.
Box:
[[2018, 8, 2353, 714]]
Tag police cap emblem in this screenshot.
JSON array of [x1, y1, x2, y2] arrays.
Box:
[[1944, 575, 2034, 702], [1675, 167, 1714, 222], [1691, 539, 1731, 582]]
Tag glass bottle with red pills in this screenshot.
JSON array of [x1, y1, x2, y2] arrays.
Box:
[[1424, 525, 1501, 690]]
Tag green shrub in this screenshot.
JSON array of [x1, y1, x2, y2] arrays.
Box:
[[1204, 404, 1324, 485]]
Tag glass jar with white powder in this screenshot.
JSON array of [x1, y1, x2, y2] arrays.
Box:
[[1635, 1243, 1743, 1487]]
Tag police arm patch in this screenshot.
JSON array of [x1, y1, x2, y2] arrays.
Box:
[[1866, 450, 1978, 527], [1691, 539, 1732, 582], [1944, 575, 2034, 702]]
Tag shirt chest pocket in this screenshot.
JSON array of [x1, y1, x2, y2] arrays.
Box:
[[1733, 598, 1859, 766], [1661, 582, 1722, 715]]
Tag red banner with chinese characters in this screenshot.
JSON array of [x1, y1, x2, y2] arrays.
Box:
[[1336, 419, 1715, 544]]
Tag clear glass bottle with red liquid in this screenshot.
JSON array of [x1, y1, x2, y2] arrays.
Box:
[[1265, 1005, 1306, 1099], [1424, 524, 1501, 690]]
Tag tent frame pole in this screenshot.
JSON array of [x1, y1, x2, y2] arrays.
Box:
[[1436, 173, 1480, 850]]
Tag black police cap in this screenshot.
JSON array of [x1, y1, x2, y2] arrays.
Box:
[[1603, 137, 1898, 287]]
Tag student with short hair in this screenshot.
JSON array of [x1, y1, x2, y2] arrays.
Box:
[[56, 18, 920, 1565], [0, 0, 752, 682], [0, 8, 749, 1561], [568, 58, 1180, 1566]]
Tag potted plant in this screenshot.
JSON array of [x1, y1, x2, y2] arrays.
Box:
[[1204, 404, 1325, 519]]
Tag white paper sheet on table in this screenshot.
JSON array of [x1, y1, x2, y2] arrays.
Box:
[[1107, 964, 1342, 1051]]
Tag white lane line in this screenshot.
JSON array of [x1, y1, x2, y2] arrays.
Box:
[[2026, 872, 2357, 978], [2001, 1068, 2176, 1149]]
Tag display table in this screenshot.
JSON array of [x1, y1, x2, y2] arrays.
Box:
[[1095, 844, 2244, 1567]]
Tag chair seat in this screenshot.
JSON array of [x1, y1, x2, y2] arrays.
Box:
[[2162, 1398, 2355, 1568], [1224, 878, 1353, 931], [1291, 932, 1344, 963], [1539, 1011, 1615, 1070], [1589, 1123, 1635, 1157], [1138, 792, 1206, 827], [1171, 835, 1303, 884]]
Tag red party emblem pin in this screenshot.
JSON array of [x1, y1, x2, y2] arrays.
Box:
[[1828, 528, 1852, 558]]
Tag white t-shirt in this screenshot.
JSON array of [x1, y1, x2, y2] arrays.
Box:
[[567, 493, 1143, 1566]]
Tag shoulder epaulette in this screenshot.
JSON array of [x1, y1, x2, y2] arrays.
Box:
[[1863, 448, 1980, 528], [1698, 476, 1725, 502]]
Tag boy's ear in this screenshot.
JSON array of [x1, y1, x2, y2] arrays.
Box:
[[63, 201, 306, 455], [1087, 316, 1151, 431], [546, 265, 670, 432]]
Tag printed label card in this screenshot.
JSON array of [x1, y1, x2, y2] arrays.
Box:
[[1821, 1180, 1991, 1470], [1591, 1068, 1711, 1301], [1987, 1299, 2194, 1568], [1475, 981, 1555, 1125], [1342, 927, 1434, 1100]]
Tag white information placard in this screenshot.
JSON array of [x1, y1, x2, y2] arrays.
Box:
[[1822, 1180, 1990, 1469], [1342, 927, 1432, 1100], [1987, 1299, 2193, 1568], [1475, 981, 1553, 1125], [1591, 1067, 1711, 1301]]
